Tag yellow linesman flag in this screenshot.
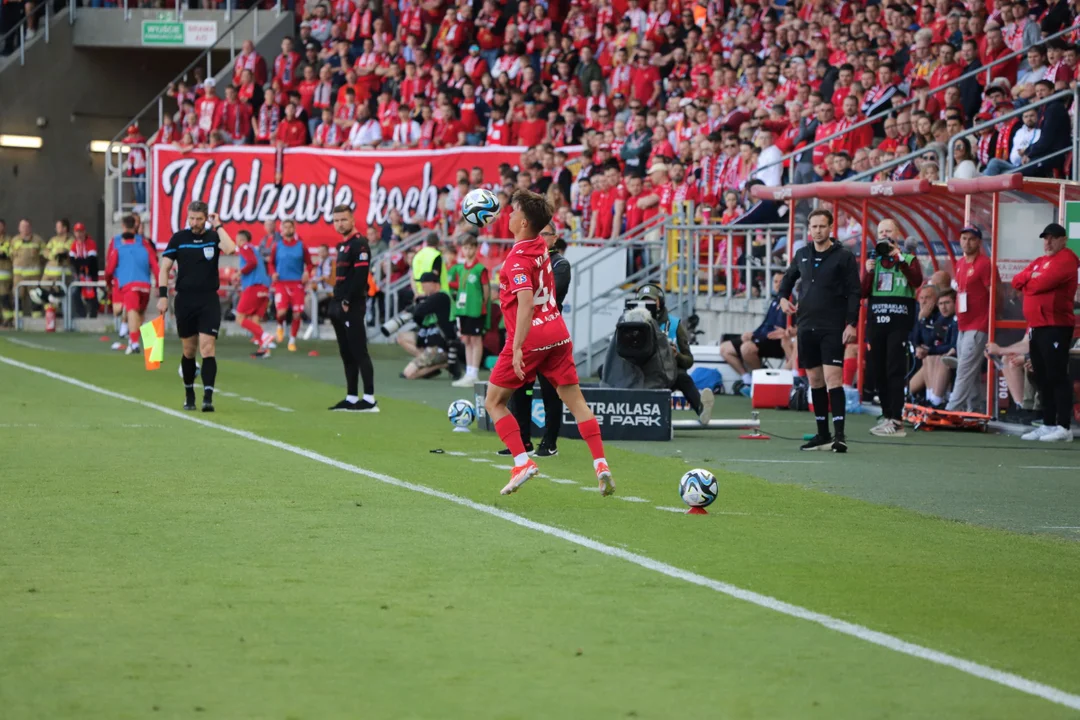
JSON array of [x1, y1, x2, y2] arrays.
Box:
[[139, 316, 165, 371]]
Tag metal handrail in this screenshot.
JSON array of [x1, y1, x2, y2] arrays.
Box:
[[1, 0, 56, 67], [849, 143, 947, 183], [64, 281, 106, 331], [755, 22, 1080, 184], [111, 1, 280, 143], [945, 86, 1080, 179]]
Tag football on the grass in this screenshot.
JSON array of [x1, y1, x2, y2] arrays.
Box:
[[679, 469, 718, 508], [448, 399, 476, 427], [461, 188, 500, 228]]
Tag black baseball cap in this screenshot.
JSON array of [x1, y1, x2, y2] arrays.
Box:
[[419, 272, 440, 283], [959, 225, 982, 239], [1040, 223, 1067, 238]]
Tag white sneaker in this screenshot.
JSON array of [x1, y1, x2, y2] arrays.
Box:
[[871, 415, 889, 429], [870, 419, 907, 437], [451, 375, 477, 388], [1039, 426, 1074, 443], [698, 388, 715, 426], [125, 343, 140, 355], [110, 341, 123, 351], [1021, 425, 1053, 441]]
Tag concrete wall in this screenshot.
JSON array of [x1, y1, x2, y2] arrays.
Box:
[[694, 295, 771, 344], [0, 14, 208, 239], [73, 8, 286, 51]]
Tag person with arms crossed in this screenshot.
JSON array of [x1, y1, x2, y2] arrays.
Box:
[[270, 219, 313, 352], [328, 205, 378, 412], [485, 191, 613, 496], [862, 218, 923, 436], [945, 226, 997, 413], [157, 201, 237, 412], [448, 235, 491, 388], [234, 230, 275, 358], [778, 208, 861, 453], [105, 214, 160, 356], [1014, 223, 1079, 443]]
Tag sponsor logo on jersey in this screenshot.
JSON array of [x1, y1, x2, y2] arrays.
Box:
[[513, 273, 528, 285]]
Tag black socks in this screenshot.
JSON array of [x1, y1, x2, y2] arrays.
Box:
[[201, 357, 217, 403], [829, 387, 846, 437], [811, 386, 830, 437]]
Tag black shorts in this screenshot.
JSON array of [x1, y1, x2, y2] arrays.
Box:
[[174, 292, 221, 339], [721, 333, 786, 361], [797, 327, 844, 369], [458, 315, 485, 336]]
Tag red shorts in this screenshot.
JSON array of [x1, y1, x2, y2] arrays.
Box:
[[488, 339, 579, 389], [120, 284, 149, 313], [237, 285, 270, 317], [273, 281, 306, 314]]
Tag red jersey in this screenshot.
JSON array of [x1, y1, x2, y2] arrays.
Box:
[[514, 118, 547, 146], [1012, 249, 1080, 328], [954, 252, 996, 333], [500, 237, 569, 352], [276, 119, 307, 147]]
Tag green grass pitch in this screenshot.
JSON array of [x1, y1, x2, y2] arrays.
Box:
[[1, 333, 1079, 719]]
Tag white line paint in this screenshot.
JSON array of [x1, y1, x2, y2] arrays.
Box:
[[469, 458, 493, 463], [1039, 526, 1080, 530], [655, 506, 689, 513], [4, 354, 1080, 714], [444, 451, 468, 456], [547, 478, 577, 485], [494, 464, 513, 470], [1020, 466, 1080, 471], [724, 458, 826, 465], [6, 337, 56, 351], [618, 496, 650, 503], [579, 486, 601, 492], [213, 389, 293, 413]]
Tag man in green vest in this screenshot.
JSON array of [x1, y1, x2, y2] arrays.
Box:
[[861, 218, 924, 438], [447, 235, 491, 388], [411, 233, 443, 296], [0, 219, 12, 326]]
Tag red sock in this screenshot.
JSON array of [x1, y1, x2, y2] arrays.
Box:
[[578, 417, 606, 461], [495, 415, 527, 457], [843, 357, 858, 386], [290, 316, 302, 338], [240, 318, 263, 341]]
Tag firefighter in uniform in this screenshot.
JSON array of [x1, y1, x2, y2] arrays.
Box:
[[0, 220, 12, 327], [12, 219, 45, 317], [43, 219, 75, 307]]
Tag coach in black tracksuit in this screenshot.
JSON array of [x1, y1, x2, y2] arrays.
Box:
[[778, 208, 861, 453], [328, 205, 378, 413], [158, 201, 237, 412], [507, 228, 571, 457]]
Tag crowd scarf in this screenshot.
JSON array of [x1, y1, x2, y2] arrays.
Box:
[[419, 119, 436, 148], [313, 81, 333, 110], [347, 5, 373, 42], [257, 103, 280, 140], [976, 131, 995, 166], [235, 51, 259, 80], [275, 52, 297, 86], [995, 118, 1019, 159]]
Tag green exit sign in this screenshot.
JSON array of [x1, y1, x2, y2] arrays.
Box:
[[141, 20, 184, 46], [1064, 201, 1080, 255]]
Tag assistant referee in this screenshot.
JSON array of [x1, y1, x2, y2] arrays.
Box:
[[778, 208, 861, 452], [157, 201, 237, 412], [328, 205, 378, 412]]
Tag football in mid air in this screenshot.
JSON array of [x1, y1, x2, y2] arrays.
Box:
[[461, 188, 500, 228], [448, 399, 476, 428], [679, 469, 718, 508]]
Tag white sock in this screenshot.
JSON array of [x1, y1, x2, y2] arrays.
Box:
[[119, 322, 128, 337], [466, 366, 478, 377], [927, 390, 942, 405], [513, 452, 530, 467], [362, 394, 375, 403], [289, 335, 296, 344], [742, 373, 752, 384], [346, 395, 359, 403], [593, 457, 608, 470]]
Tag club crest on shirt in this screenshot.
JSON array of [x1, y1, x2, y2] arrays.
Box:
[[203, 246, 214, 260], [513, 273, 528, 285]]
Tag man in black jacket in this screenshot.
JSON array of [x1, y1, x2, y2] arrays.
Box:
[[778, 208, 861, 452], [505, 225, 573, 457], [1021, 80, 1071, 177], [958, 40, 984, 124], [328, 205, 378, 413]]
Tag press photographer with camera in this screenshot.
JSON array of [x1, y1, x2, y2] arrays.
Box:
[[382, 271, 463, 380], [862, 218, 923, 438]]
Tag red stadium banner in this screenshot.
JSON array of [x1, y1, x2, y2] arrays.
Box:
[[151, 145, 571, 248]]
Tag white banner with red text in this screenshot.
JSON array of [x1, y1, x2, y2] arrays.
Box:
[[151, 145, 579, 249]]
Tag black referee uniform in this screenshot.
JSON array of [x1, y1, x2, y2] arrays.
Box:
[[329, 231, 377, 412], [163, 227, 224, 410], [778, 237, 860, 449], [508, 245, 571, 455]]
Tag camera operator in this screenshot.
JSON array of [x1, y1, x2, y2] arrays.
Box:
[[861, 218, 923, 438], [639, 284, 715, 425], [388, 272, 463, 380]]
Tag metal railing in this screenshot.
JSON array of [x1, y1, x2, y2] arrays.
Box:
[[0, 0, 72, 67], [754, 22, 1080, 186], [104, 142, 150, 221], [684, 223, 796, 302], [13, 279, 66, 330], [64, 281, 106, 330], [945, 86, 1080, 179], [116, 0, 267, 23]]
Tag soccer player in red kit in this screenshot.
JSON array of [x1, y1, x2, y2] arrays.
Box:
[[104, 214, 159, 356], [485, 190, 614, 496]]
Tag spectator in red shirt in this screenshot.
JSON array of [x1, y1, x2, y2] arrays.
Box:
[[233, 39, 267, 88], [1013, 223, 1079, 442], [980, 26, 1019, 83], [946, 226, 998, 414], [513, 102, 547, 146], [213, 85, 253, 145], [486, 106, 511, 146], [629, 51, 661, 108], [252, 88, 281, 144], [276, 103, 308, 148]]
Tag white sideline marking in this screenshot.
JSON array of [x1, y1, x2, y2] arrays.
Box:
[[494, 464, 514, 470], [469, 458, 493, 463], [655, 506, 690, 513], [1021, 466, 1080, 471], [579, 486, 601, 492], [618, 496, 650, 503], [547, 478, 577, 485], [724, 458, 825, 465], [213, 389, 293, 413], [6, 337, 56, 351], [1040, 526, 1080, 530], [3, 354, 1080, 713], [444, 451, 468, 456]]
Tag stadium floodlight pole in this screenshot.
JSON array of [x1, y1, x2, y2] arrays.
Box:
[[758, 23, 1080, 185], [944, 87, 1078, 179]]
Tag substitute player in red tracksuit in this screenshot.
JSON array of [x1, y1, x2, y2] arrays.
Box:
[[484, 189, 614, 497], [235, 230, 275, 357], [1013, 222, 1079, 443], [104, 217, 159, 356], [270, 218, 313, 352]]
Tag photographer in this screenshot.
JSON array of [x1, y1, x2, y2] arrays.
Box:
[[862, 218, 923, 438], [639, 284, 715, 425], [388, 272, 463, 380]]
